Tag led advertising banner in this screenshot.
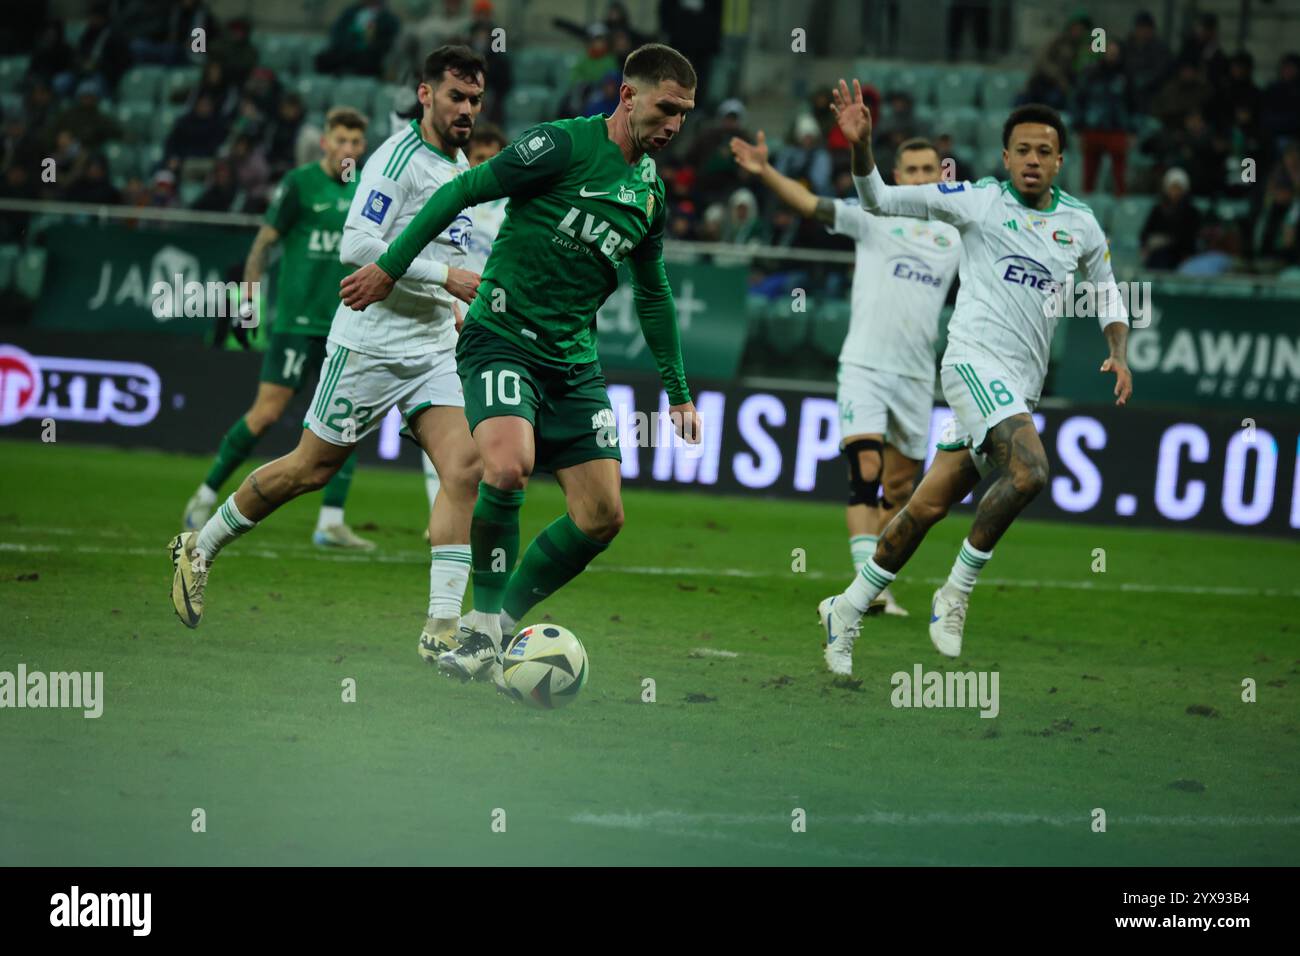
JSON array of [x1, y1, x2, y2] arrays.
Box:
[[2, 333, 1295, 536]]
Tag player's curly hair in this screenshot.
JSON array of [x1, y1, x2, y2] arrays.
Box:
[[1002, 104, 1067, 152], [623, 43, 697, 90]]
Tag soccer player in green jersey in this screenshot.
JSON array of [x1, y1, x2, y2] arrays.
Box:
[[341, 44, 702, 682], [181, 107, 374, 550]]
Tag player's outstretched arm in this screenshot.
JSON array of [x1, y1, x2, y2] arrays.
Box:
[[729, 131, 834, 225], [628, 253, 698, 443]]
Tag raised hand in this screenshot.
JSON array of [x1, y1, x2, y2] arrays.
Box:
[[830, 78, 873, 146], [729, 130, 770, 174]]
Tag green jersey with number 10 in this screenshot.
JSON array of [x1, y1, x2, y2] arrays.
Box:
[[377, 114, 690, 404]]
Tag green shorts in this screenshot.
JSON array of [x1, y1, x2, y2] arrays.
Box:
[[457, 321, 620, 472], [260, 330, 328, 392]]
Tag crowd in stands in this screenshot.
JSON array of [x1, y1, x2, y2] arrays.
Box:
[[2, 1, 1298, 277]]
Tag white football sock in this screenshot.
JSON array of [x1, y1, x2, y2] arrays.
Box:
[[843, 557, 895, 614], [947, 538, 993, 594], [195, 495, 256, 560], [316, 505, 344, 531], [195, 484, 218, 505], [849, 533, 878, 573], [465, 609, 503, 650], [499, 609, 517, 638], [428, 545, 470, 619]]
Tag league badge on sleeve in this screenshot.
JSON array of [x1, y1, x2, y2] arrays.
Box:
[[362, 190, 392, 225]]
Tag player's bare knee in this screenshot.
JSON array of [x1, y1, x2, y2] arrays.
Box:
[[883, 475, 916, 509], [579, 501, 624, 542], [1010, 455, 1049, 499], [484, 459, 530, 490]]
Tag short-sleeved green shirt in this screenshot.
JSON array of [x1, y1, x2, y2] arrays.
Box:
[[265, 162, 357, 336]]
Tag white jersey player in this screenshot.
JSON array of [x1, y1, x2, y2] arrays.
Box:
[[420, 123, 509, 515], [730, 132, 961, 619], [818, 83, 1133, 675], [168, 47, 491, 663]]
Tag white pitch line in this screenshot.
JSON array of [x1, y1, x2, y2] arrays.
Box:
[[2, 537, 1297, 599]]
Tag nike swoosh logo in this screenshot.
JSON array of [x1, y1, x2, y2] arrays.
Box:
[[579, 186, 609, 197]]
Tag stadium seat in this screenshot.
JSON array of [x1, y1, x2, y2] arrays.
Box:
[[292, 75, 338, 114], [333, 77, 381, 117], [515, 47, 563, 87], [932, 106, 981, 144], [116, 66, 167, 107], [179, 180, 206, 207], [14, 247, 47, 300], [103, 141, 141, 181], [255, 34, 304, 76], [0, 91, 20, 120], [0, 57, 29, 94], [981, 70, 1027, 111], [152, 104, 186, 143], [504, 85, 557, 134], [810, 300, 851, 359], [1110, 196, 1154, 242], [1081, 193, 1115, 231], [933, 67, 982, 109], [0, 243, 19, 291], [114, 103, 155, 142], [163, 66, 202, 105], [890, 66, 938, 108]]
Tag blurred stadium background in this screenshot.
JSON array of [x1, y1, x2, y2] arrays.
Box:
[[1, 0, 1297, 529]]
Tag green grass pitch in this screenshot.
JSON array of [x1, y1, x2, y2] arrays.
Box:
[[1, 439, 1296, 865]]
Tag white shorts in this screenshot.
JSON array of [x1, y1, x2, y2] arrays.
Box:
[[836, 363, 934, 461], [938, 361, 1034, 473], [305, 340, 463, 446]]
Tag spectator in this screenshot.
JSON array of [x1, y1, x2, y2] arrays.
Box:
[[1210, 52, 1262, 128], [192, 157, 237, 211], [563, 24, 618, 115], [1124, 10, 1173, 113], [775, 114, 833, 196], [1158, 110, 1225, 195], [1141, 167, 1200, 269], [397, 0, 470, 80], [1255, 145, 1300, 262], [50, 79, 123, 151], [0, 164, 33, 242], [227, 133, 271, 210], [947, 0, 992, 63], [468, 22, 512, 126], [41, 129, 88, 199], [686, 98, 752, 204], [27, 18, 77, 97], [659, 0, 722, 103], [1180, 13, 1229, 91], [63, 152, 121, 205], [1150, 59, 1213, 131], [315, 0, 401, 78], [723, 188, 762, 244], [165, 94, 230, 160], [1025, 11, 1094, 110], [17, 80, 57, 157], [209, 17, 258, 92], [874, 90, 921, 169], [264, 93, 307, 177], [146, 168, 180, 211], [187, 61, 240, 121], [75, 2, 133, 96], [1225, 103, 1266, 198], [130, 0, 215, 66], [1260, 53, 1300, 150], [582, 70, 622, 118], [605, 3, 655, 48], [1074, 40, 1135, 194], [934, 132, 974, 182]]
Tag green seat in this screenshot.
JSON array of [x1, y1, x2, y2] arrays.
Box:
[[332, 77, 380, 117], [982, 70, 1026, 110], [934, 67, 982, 109], [152, 104, 186, 142], [103, 141, 141, 180], [255, 35, 303, 75], [810, 301, 851, 359], [890, 66, 937, 108], [115, 103, 155, 142], [0, 243, 20, 291], [1110, 196, 1155, 245], [293, 75, 337, 115], [163, 66, 202, 105], [0, 57, 30, 94], [15, 247, 47, 300], [504, 85, 556, 131], [515, 48, 562, 87], [932, 106, 981, 144], [116, 66, 167, 107], [1080, 193, 1115, 231]]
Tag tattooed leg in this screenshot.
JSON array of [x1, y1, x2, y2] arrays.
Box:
[[232, 427, 354, 522], [966, 414, 1048, 552], [874, 448, 981, 573]]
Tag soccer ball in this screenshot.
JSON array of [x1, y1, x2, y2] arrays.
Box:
[[501, 624, 588, 709]]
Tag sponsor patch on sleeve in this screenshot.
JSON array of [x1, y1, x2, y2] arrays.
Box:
[[514, 129, 556, 166], [362, 189, 392, 224], [937, 182, 965, 194]]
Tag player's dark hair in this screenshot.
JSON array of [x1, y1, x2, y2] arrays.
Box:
[[325, 106, 368, 132], [895, 137, 939, 163], [1002, 104, 1067, 152], [623, 43, 697, 90], [422, 44, 487, 88], [470, 122, 507, 149]]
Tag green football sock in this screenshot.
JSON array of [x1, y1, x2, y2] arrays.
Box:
[[322, 452, 356, 509], [503, 514, 607, 623], [203, 416, 260, 493], [470, 482, 525, 614]]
